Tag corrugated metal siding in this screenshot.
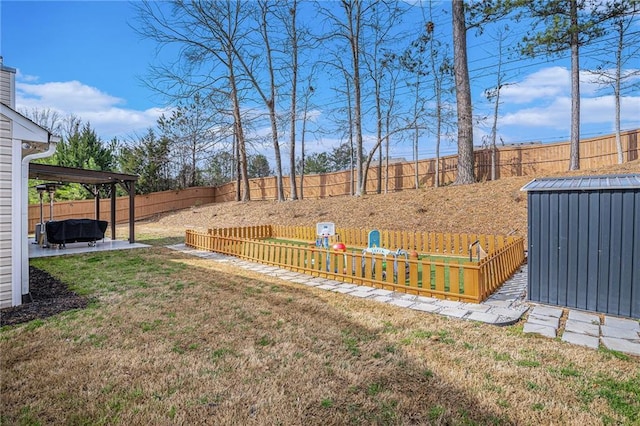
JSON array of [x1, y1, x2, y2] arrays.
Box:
[[0, 113, 13, 308], [527, 186, 640, 318]]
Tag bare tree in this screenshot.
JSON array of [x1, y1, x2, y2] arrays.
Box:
[[230, 1, 286, 201], [286, 0, 300, 200], [587, 2, 640, 164], [133, 0, 251, 200], [18, 107, 63, 136], [298, 80, 315, 200], [360, 1, 407, 194], [318, 0, 372, 196], [483, 26, 514, 181], [157, 93, 222, 187]]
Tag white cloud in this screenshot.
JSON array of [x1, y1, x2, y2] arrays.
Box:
[[500, 96, 572, 129], [15, 80, 165, 140], [498, 93, 640, 132], [501, 67, 570, 104]]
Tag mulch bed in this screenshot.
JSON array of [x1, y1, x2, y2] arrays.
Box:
[[0, 267, 88, 327]]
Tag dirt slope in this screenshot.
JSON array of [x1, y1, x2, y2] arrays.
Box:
[[143, 160, 640, 242]]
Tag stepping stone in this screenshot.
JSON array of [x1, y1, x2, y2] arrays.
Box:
[[389, 299, 415, 308], [562, 331, 599, 349], [601, 325, 640, 340], [463, 304, 491, 313], [415, 296, 439, 304], [350, 289, 375, 298], [467, 311, 500, 324], [523, 322, 556, 338], [527, 314, 560, 329], [370, 289, 394, 296], [411, 303, 441, 313], [334, 286, 356, 294], [439, 307, 469, 319], [436, 300, 462, 309], [564, 319, 600, 337], [603, 316, 640, 331], [601, 337, 640, 357], [530, 305, 563, 318], [317, 284, 338, 290], [490, 306, 527, 318], [567, 310, 600, 324]]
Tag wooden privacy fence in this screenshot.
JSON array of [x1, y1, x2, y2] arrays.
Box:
[[185, 225, 525, 303], [213, 129, 640, 202]]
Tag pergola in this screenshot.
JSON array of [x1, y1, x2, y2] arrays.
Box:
[[29, 163, 138, 243]]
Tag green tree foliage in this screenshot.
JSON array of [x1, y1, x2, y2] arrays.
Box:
[[158, 93, 222, 189], [43, 122, 117, 201], [119, 129, 173, 194], [304, 152, 333, 174], [331, 141, 355, 171], [54, 122, 115, 171], [247, 154, 272, 178], [206, 151, 236, 186]]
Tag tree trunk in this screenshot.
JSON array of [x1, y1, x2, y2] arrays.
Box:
[[289, 0, 299, 199], [615, 19, 623, 164], [568, 0, 580, 171], [229, 63, 250, 201], [452, 0, 475, 184]]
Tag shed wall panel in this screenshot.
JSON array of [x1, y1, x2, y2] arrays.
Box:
[[527, 184, 640, 318]]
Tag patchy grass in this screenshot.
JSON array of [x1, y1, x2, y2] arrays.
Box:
[[1, 246, 638, 425]]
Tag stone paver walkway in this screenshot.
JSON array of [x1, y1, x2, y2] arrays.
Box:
[[168, 244, 529, 326], [169, 244, 640, 357], [523, 304, 640, 357]]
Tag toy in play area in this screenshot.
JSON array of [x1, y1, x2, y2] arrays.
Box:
[[361, 229, 410, 280], [315, 222, 336, 249]]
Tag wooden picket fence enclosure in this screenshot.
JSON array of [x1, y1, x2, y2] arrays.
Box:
[[185, 225, 525, 303]]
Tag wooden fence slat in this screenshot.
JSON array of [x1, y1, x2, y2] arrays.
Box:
[[184, 226, 524, 304]]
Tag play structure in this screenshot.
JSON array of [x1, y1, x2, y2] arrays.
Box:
[[185, 224, 526, 304], [361, 230, 410, 280], [315, 222, 337, 249]]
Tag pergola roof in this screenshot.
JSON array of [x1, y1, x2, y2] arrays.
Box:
[[29, 163, 138, 186], [28, 163, 138, 243]]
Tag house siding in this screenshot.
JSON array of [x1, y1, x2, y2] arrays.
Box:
[[1, 60, 16, 308], [0, 110, 13, 308]]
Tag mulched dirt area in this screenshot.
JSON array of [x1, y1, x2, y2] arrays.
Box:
[[0, 267, 88, 327]]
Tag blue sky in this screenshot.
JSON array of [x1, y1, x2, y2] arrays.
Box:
[[2, 0, 639, 163]]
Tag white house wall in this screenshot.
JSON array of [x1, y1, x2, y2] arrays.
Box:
[[0, 110, 12, 308]]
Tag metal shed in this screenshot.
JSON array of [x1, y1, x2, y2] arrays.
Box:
[[521, 174, 640, 319]]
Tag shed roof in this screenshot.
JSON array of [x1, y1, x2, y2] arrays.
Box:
[[521, 173, 640, 192]]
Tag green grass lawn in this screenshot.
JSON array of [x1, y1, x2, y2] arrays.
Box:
[[1, 243, 638, 425]]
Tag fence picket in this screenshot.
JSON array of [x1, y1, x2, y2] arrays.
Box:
[[184, 226, 524, 304]]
